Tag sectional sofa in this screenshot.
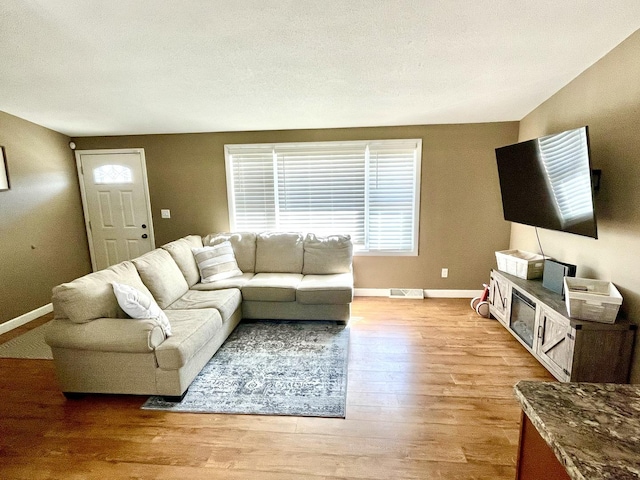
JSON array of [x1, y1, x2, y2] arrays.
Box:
[[45, 232, 354, 400]]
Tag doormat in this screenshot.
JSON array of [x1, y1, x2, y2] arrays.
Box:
[[142, 320, 349, 418], [0, 322, 53, 359]]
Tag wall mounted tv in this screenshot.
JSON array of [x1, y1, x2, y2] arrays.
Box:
[[495, 126, 598, 239]]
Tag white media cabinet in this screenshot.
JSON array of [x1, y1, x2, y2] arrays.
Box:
[[489, 269, 635, 383]]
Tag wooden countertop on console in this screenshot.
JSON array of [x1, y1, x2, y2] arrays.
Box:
[[514, 381, 640, 480]]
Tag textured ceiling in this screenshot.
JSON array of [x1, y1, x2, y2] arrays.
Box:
[[1, 1, 639, 136]]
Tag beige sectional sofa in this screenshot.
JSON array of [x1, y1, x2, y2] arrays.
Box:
[[45, 232, 353, 400]]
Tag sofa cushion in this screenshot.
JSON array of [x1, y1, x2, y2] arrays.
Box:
[[155, 308, 223, 370], [255, 232, 304, 273], [112, 282, 172, 337], [302, 233, 353, 275], [297, 273, 354, 305], [166, 289, 242, 324], [162, 235, 203, 287], [190, 272, 255, 291], [52, 261, 153, 324], [242, 273, 303, 302], [192, 242, 243, 283], [132, 249, 189, 309], [205, 232, 257, 273]]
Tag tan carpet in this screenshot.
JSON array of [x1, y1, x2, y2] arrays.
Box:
[[0, 322, 53, 359]]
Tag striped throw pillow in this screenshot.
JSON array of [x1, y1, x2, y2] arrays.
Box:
[[192, 242, 243, 283]]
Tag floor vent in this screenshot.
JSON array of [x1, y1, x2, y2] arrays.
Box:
[[389, 288, 425, 299]]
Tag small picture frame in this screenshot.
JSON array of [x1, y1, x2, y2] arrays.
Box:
[[0, 146, 9, 191]]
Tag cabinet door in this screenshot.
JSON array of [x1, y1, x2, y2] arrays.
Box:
[[489, 272, 510, 325], [536, 307, 574, 381]]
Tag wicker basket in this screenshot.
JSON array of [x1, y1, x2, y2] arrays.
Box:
[[564, 277, 622, 324], [495, 250, 547, 279]]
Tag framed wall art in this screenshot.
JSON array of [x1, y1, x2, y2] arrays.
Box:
[[0, 146, 9, 191]]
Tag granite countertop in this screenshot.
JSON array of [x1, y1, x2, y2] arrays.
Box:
[[515, 381, 640, 480]]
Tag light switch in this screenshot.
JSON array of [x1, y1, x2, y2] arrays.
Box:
[[161, 209, 171, 219]]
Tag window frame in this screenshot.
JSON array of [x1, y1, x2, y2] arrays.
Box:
[[224, 139, 422, 256]]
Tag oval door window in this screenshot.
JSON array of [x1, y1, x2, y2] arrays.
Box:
[[93, 165, 134, 184]]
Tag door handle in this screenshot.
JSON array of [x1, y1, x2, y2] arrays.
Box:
[[142, 234, 148, 239]]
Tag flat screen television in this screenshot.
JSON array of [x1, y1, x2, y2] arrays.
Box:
[[495, 126, 598, 238]]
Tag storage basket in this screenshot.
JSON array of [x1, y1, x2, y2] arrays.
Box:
[[495, 250, 547, 279], [564, 277, 623, 324]]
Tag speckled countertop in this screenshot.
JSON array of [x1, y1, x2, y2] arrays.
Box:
[[515, 381, 640, 480]]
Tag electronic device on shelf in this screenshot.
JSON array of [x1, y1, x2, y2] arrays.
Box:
[[542, 259, 577, 296]]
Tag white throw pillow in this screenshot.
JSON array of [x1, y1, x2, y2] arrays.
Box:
[[192, 242, 243, 283], [111, 282, 172, 337]]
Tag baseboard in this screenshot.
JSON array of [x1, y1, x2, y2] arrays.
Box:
[[0, 303, 53, 336], [424, 289, 483, 298], [354, 288, 389, 297], [354, 289, 482, 299]]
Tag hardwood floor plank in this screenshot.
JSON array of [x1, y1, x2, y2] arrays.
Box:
[[0, 297, 554, 479]]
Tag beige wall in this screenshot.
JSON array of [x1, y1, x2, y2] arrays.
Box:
[[514, 30, 640, 382], [73, 122, 518, 291], [0, 111, 91, 325]]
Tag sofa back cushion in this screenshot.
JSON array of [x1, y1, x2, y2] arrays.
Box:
[[132, 249, 189, 309], [302, 234, 353, 274], [161, 235, 203, 287], [255, 232, 304, 273], [52, 261, 152, 324], [204, 232, 256, 273]]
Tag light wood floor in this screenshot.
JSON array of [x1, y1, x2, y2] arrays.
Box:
[[0, 298, 554, 479]]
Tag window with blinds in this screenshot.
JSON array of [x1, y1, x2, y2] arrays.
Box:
[[225, 139, 422, 255]]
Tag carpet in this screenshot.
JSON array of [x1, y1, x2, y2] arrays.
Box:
[[142, 320, 349, 417], [0, 322, 53, 359]]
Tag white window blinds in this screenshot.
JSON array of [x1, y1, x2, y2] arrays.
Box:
[[225, 139, 421, 255]]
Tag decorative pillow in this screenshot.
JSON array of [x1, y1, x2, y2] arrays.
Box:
[[111, 282, 172, 337], [205, 232, 257, 273], [192, 242, 243, 283]]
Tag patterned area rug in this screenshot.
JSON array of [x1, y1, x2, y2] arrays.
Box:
[[142, 320, 349, 418], [0, 322, 53, 359]]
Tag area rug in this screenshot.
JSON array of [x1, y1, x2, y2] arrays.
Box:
[[0, 322, 53, 359], [142, 320, 349, 417]]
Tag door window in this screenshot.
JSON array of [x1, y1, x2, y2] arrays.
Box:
[[93, 165, 133, 184]]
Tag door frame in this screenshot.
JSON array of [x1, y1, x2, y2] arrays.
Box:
[[75, 148, 156, 271]]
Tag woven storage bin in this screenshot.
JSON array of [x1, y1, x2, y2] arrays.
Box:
[[495, 250, 546, 279], [564, 277, 622, 324]]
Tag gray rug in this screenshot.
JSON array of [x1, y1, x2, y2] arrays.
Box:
[[142, 320, 350, 417], [0, 322, 53, 359]]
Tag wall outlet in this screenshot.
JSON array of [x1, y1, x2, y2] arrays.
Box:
[[441, 268, 449, 278], [161, 209, 171, 219]]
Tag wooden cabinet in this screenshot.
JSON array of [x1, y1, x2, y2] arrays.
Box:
[[536, 306, 574, 381], [489, 269, 636, 383], [489, 270, 510, 325], [516, 413, 571, 480]]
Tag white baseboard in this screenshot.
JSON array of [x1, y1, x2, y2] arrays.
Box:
[[354, 289, 483, 299], [424, 289, 483, 298], [354, 288, 389, 297], [0, 303, 53, 336]]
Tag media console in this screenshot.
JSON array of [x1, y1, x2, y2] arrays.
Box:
[[489, 269, 636, 383]]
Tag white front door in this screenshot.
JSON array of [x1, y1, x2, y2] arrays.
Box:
[[76, 149, 155, 271]]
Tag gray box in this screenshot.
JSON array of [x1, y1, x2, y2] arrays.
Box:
[[542, 259, 577, 296]]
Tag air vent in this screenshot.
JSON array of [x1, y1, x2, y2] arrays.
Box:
[[389, 288, 425, 299]]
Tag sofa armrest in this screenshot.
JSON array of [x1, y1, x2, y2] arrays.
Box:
[[44, 317, 166, 353]]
